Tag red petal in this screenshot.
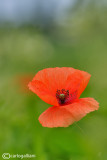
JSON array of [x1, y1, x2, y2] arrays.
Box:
[[64, 70, 91, 98], [28, 67, 91, 105], [29, 67, 75, 105], [63, 98, 99, 121], [39, 98, 99, 128], [28, 80, 58, 106], [39, 106, 75, 128], [33, 67, 75, 94]]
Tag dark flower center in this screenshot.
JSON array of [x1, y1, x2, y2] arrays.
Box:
[[56, 89, 69, 105]]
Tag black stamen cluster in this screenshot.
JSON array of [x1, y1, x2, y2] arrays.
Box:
[[56, 89, 69, 104]]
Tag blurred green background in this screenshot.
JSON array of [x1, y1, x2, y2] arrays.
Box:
[[0, 1, 107, 160]]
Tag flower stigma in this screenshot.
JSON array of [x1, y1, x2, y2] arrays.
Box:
[[56, 89, 69, 105]]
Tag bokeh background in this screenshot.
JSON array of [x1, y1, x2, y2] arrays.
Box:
[[0, 0, 107, 160]]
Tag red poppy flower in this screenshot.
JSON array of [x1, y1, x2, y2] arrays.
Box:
[[28, 67, 99, 128]]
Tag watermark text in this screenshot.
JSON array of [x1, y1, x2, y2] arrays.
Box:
[[2, 153, 36, 159]]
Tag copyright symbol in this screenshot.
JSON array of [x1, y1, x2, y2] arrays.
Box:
[[2, 153, 10, 159]]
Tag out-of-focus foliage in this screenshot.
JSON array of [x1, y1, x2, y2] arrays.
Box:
[[0, 1, 107, 160]]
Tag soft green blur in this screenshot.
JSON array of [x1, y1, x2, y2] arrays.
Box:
[[0, 4, 107, 160]]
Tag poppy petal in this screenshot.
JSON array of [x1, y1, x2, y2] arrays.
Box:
[[63, 98, 99, 121], [28, 80, 58, 106], [29, 67, 75, 105], [33, 67, 75, 94], [64, 70, 91, 98], [29, 67, 91, 105], [39, 106, 75, 128], [38, 98, 99, 128]]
